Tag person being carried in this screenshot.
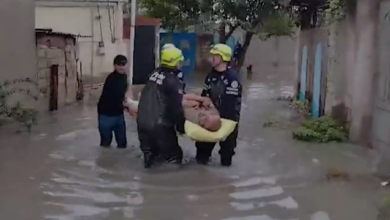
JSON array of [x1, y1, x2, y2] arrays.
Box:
[[182, 93, 221, 132], [137, 46, 186, 168]]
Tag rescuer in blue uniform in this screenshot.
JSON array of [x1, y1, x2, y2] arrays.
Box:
[[195, 43, 242, 166]]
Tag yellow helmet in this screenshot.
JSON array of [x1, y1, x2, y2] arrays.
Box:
[[210, 43, 232, 62], [161, 47, 184, 67]]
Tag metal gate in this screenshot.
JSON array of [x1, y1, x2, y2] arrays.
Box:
[[133, 25, 156, 84]]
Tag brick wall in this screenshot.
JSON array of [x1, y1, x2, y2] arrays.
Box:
[[36, 42, 78, 109]]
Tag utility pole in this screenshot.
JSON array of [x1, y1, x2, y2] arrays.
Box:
[[128, 0, 136, 86]]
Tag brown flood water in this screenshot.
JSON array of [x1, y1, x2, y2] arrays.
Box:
[[0, 68, 385, 220]]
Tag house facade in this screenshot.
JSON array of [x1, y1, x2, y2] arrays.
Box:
[[35, 0, 126, 85]]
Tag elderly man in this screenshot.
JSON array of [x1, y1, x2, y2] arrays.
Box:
[[182, 93, 221, 132]]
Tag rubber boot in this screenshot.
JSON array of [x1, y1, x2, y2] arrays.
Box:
[[143, 153, 154, 169]]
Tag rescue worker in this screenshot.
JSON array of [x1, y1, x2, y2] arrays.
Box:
[[162, 43, 186, 91], [195, 44, 242, 166], [137, 47, 187, 168]]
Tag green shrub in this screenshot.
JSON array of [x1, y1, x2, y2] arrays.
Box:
[[0, 78, 38, 131], [293, 116, 348, 142]]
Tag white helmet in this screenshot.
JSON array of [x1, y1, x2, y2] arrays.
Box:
[[162, 43, 176, 50]]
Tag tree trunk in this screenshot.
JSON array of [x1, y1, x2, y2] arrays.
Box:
[[218, 22, 226, 43], [218, 23, 238, 44], [236, 32, 253, 68], [349, 0, 379, 146]]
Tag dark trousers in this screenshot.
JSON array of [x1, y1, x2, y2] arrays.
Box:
[[98, 114, 127, 148], [195, 126, 238, 166], [138, 125, 183, 164]]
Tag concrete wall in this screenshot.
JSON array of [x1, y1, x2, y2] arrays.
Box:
[[323, 22, 350, 124], [0, 0, 36, 107], [295, 21, 355, 125], [195, 27, 297, 77], [208, 27, 298, 74], [35, 1, 126, 85]]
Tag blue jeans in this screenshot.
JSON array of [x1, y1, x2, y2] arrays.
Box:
[[98, 114, 127, 148]]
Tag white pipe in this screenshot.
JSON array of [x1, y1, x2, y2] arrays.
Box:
[[128, 0, 136, 85]]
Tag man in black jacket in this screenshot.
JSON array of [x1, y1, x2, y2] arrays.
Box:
[[137, 47, 186, 168], [97, 55, 128, 148]]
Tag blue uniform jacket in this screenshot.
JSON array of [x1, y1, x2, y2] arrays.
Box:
[[200, 68, 242, 122]]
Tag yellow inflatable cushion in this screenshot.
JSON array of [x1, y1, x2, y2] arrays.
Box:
[[184, 119, 237, 142]]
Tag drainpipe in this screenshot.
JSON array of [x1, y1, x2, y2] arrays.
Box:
[[90, 6, 95, 85]]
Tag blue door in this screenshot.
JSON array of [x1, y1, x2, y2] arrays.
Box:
[[160, 33, 196, 78], [299, 45, 308, 101], [311, 43, 323, 118]]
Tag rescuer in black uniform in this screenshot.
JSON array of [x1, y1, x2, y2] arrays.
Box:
[[195, 44, 242, 167], [162, 43, 186, 91], [137, 47, 186, 168]]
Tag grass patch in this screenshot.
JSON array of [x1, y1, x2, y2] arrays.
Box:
[[290, 99, 310, 115], [292, 116, 348, 142]]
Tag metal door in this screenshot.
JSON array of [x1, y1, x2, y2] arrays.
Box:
[[133, 25, 156, 84], [49, 65, 59, 111], [311, 43, 322, 118]]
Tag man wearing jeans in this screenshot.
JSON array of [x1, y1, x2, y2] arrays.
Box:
[[97, 55, 128, 148]]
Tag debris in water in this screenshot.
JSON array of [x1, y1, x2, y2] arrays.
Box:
[[325, 166, 349, 181]]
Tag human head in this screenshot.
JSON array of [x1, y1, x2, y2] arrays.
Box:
[[161, 47, 184, 69], [113, 55, 127, 74], [208, 44, 232, 71], [198, 111, 221, 132]]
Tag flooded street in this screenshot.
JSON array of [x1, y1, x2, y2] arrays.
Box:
[[0, 69, 385, 220]]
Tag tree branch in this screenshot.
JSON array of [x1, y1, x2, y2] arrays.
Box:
[[225, 24, 239, 41]]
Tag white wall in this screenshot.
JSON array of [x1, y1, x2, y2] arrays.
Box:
[[35, 1, 126, 84], [0, 0, 37, 109], [0, 0, 35, 82]]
